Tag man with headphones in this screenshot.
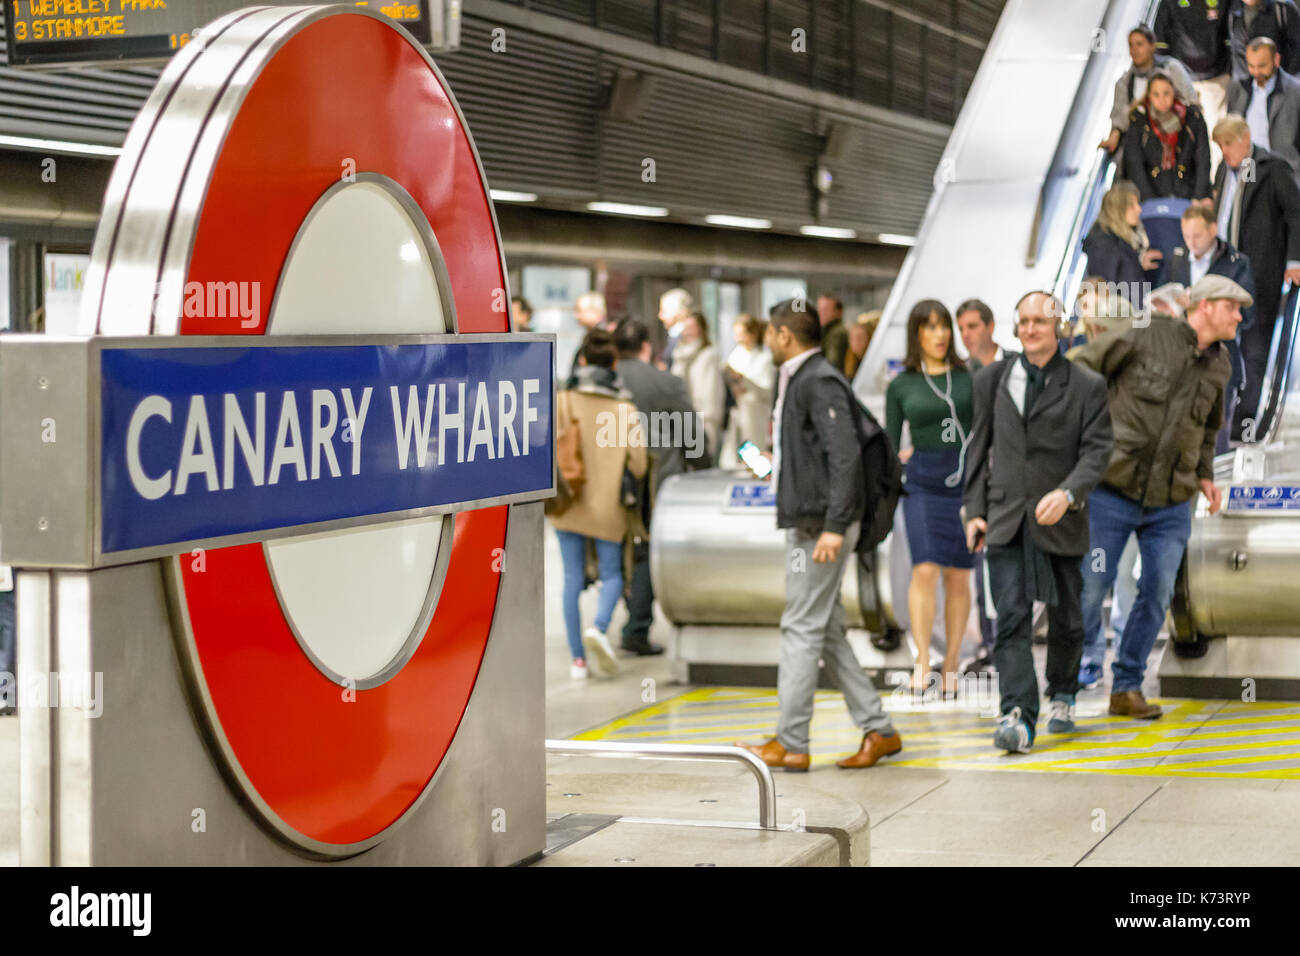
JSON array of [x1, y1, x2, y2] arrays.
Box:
[[964, 291, 1113, 753]]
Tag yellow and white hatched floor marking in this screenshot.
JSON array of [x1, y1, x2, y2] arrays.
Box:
[[572, 688, 1300, 778]]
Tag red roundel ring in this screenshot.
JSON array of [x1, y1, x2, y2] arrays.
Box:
[[134, 11, 509, 854]]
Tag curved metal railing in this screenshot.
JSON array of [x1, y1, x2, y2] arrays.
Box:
[[543, 739, 778, 829]]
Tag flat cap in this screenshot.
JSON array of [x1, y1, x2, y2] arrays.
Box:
[[1188, 274, 1254, 308]]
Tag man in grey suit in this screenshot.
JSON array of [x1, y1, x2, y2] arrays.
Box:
[[964, 292, 1113, 754], [1227, 37, 1300, 174], [613, 320, 700, 655]]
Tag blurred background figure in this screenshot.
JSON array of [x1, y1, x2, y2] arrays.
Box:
[[886, 300, 974, 697], [956, 297, 1014, 371], [1121, 71, 1212, 202], [575, 290, 609, 332], [671, 309, 724, 463], [658, 287, 695, 368], [1101, 24, 1198, 154], [1226, 36, 1300, 176], [1168, 203, 1254, 450], [723, 312, 776, 457], [1211, 113, 1300, 439], [955, 296, 1016, 674], [1155, 0, 1233, 169], [567, 290, 609, 382], [614, 319, 698, 657], [816, 293, 850, 374], [1083, 182, 1162, 308], [1070, 278, 1139, 348], [1228, 0, 1300, 83], [549, 328, 647, 681], [511, 294, 533, 331], [844, 310, 881, 382]]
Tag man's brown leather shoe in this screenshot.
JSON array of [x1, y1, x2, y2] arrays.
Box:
[[735, 738, 810, 772], [1109, 690, 1162, 719], [836, 731, 903, 768]]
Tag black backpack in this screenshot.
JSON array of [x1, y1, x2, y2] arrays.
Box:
[[834, 379, 905, 554]]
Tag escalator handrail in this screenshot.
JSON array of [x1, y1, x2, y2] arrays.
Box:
[[1050, 146, 1118, 310], [1049, 0, 1161, 314], [1250, 282, 1300, 445]]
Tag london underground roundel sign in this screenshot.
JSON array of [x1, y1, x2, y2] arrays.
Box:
[[80, 5, 530, 857]]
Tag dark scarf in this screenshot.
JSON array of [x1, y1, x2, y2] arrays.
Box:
[[568, 363, 630, 400], [1147, 99, 1187, 171], [1019, 350, 1064, 417], [1017, 351, 1065, 607]]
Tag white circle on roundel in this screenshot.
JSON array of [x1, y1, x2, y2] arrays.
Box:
[[265, 178, 448, 684]]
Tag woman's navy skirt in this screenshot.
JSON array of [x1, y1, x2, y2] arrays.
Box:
[[903, 447, 973, 569]]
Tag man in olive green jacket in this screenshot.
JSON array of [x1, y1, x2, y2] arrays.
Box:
[[1069, 275, 1249, 719]]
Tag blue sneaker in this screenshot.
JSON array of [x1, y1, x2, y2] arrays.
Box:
[[1047, 694, 1076, 733], [1078, 662, 1102, 690], [993, 706, 1033, 753]]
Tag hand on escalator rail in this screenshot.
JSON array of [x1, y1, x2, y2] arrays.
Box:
[[1285, 266, 1300, 286], [1200, 479, 1222, 515]]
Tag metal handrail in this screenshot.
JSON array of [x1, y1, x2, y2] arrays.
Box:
[[1250, 283, 1300, 444], [543, 739, 778, 829], [1050, 0, 1162, 304]]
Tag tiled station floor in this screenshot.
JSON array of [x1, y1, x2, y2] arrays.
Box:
[[541, 534, 1300, 866], [576, 688, 1300, 779]]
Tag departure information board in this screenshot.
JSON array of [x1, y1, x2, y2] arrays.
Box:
[[3, 0, 433, 66]]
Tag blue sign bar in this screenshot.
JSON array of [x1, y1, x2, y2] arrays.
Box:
[[99, 338, 554, 554], [726, 483, 775, 509], [1225, 485, 1300, 513]]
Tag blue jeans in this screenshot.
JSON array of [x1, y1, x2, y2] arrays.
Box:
[[1080, 487, 1191, 693], [556, 530, 623, 661], [1079, 532, 1138, 673]]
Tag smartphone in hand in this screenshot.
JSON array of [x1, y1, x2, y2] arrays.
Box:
[[738, 440, 773, 480]]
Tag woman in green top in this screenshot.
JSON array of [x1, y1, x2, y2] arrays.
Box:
[[886, 300, 975, 697]]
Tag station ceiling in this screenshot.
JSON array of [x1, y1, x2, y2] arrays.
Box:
[[0, 1, 1008, 245]]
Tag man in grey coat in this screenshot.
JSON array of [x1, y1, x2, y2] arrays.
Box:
[[1227, 36, 1300, 174], [613, 320, 700, 656], [964, 293, 1113, 754]]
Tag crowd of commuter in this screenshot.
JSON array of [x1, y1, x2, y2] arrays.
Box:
[[542, 1, 1285, 764], [1089, 5, 1300, 445]]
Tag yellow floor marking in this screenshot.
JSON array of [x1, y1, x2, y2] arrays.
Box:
[[572, 687, 1300, 778]]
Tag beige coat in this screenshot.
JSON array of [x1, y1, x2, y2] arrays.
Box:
[[548, 389, 647, 543]]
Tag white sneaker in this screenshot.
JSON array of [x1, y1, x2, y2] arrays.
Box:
[[582, 627, 619, 677], [570, 660, 589, 681]]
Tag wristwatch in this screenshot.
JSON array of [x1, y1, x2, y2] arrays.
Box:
[[1061, 488, 1076, 508]]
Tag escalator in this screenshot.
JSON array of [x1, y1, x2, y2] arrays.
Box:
[[1164, 284, 1300, 696], [853, 0, 1159, 414], [653, 0, 1300, 696], [650, 0, 1164, 686]]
